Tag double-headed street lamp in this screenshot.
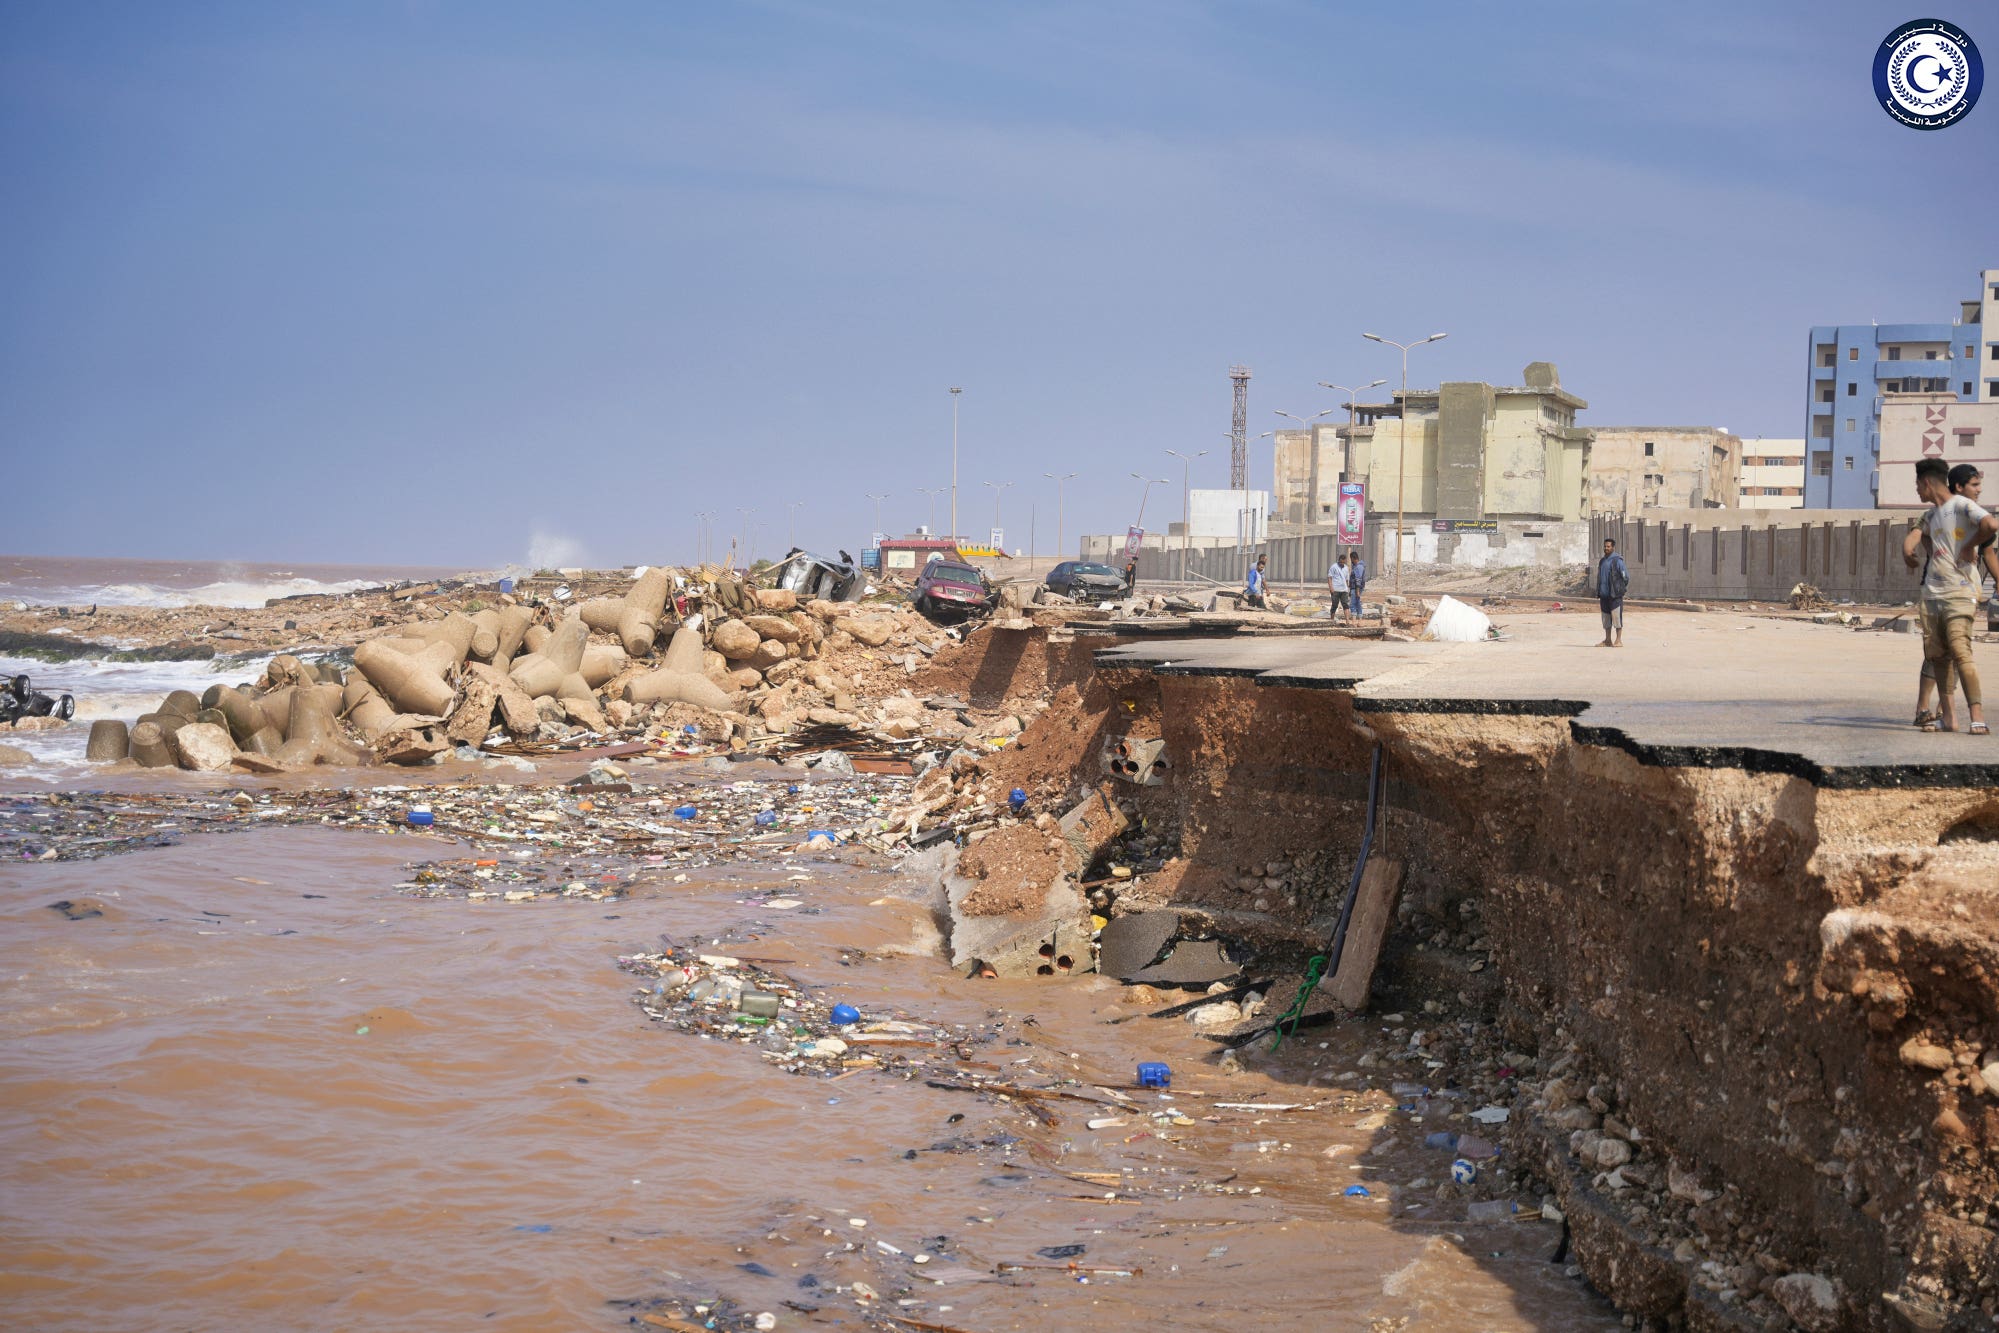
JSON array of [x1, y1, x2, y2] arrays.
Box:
[[864, 493, 889, 541], [1164, 448, 1208, 583], [1043, 472, 1077, 562], [1315, 378, 1386, 517], [1362, 332, 1448, 593], [981, 480, 1012, 549], [917, 487, 945, 535]]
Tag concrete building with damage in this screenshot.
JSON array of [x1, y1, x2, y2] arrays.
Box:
[[1586, 426, 1742, 516], [1339, 362, 1592, 522]]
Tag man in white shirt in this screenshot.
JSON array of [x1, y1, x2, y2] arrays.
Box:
[[1903, 457, 1997, 734], [1326, 556, 1350, 622]]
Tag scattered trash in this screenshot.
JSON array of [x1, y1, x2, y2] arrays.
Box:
[[407, 807, 434, 827], [1136, 1061, 1171, 1088], [1451, 1158, 1477, 1184], [829, 1004, 860, 1026], [1343, 1185, 1372, 1198]]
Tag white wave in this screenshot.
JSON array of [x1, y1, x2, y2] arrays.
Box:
[[0, 653, 280, 772], [7, 578, 383, 610]]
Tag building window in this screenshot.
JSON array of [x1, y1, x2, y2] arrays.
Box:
[[1844, 457, 1854, 470], [1820, 348, 1836, 368], [1967, 383, 1975, 396], [1849, 347, 1859, 361], [1967, 346, 1976, 358], [1643, 441, 1654, 457], [1991, 345, 1999, 359], [1926, 350, 1938, 360], [1845, 419, 1855, 432], [1814, 419, 1832, 438], [1887, 347, 1901, 361], [1814, 455, 1832, 475], [1819, 388, 1834, 403], [1847, 382, 1857, 395]]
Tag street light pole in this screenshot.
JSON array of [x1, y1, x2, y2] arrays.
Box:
[[981, 480, 1012, 549], [949, 387, 962, 545], [1314, 378, 1387, 513], [786, 500, 806, 551], [917, 487, 943, 535], [1043, 471, 1076, 562], [1165, 448, 1208, 584], [864, 492, 889, 542], [1362, 332, 1448, 594], [736, 506, 755, 568]]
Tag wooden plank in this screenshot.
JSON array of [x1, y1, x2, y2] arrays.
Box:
[[1325, 857, 1405, 1011]]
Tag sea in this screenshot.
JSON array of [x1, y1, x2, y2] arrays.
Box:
[[0, 555, 474, 775]]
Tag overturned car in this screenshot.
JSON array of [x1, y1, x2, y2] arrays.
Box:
[[2, 674, 76, 726], [772, 549, 867, 603]]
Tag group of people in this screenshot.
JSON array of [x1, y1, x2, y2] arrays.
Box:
[[1906, 459, 1997, 735], [1237, 551, 1369, 620]]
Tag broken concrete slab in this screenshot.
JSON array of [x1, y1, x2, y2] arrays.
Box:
[[1128, 938, 1240, 987], [1098, 910, 1179, 980], [1057, 785, 1130, 874]]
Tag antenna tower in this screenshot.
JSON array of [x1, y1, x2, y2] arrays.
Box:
[[1228, 364, 1251, 490]]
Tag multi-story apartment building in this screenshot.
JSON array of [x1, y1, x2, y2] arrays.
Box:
[[1804, 267, 1997, 508], [1586, 426, 1742, 516], [1738, 438, 1805, 509]]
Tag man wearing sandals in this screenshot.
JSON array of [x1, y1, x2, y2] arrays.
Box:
[[1595, 538, 1629, 648], [1904, 457, 1997, 735]]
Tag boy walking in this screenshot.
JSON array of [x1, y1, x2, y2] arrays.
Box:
[[1596, 538, 1629, 647], [1244, 555, 1268, 609], [1903, 457, 1996, 734], [1347, 550, 1368, 620]]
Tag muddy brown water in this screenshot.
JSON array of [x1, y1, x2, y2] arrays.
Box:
[[1, 818, 1619, 1331]]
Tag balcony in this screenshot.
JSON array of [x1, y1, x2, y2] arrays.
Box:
[[1875, 360, 1954, 383], [1812, 365, 1836, 380], [1810, 400, 1834, 415]]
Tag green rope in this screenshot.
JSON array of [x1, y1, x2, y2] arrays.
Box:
[[1268, 953, 1327, 1051]]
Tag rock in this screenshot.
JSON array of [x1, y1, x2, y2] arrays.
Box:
[[1932, 1106, 1971, 1140], [752, 588, 798, 611], [171, 722, 237, 772], [0, 741, 33, 767], [744, 614, 804, 644], [1666, 1158, 1715, 1204], [713, 620, 761, 658], [806, 708, 859, 727], [605, 699, 634, 727], [1899, 1038, 1953, 1072], [230, 751, 290, 774], [1590, 1136, 1632, 1169], [7, 715, 68, 732], [1982, 1062, 1999, 1094], [847, 617, 894, 647], [562, 695, 608, 732], [1771, 1273, 1842, 1332], [376, 725, 448, 766], [1188, 1001, 1240, 1030], [747, 638, 788, 671]]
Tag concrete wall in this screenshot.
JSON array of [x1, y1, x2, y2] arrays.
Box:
[[1132, 519, 1588, 587], [1272, 427, 1343, 525], [1878, 393, 1999, 508], [1591, 511, 1924, 603], [1347, 416, 1439, 517], [1589, 427, 1743, 516], [1436, 382, 1491, 520]]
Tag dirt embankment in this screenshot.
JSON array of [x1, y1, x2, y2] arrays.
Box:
[[934, 636, 1999, 1330]]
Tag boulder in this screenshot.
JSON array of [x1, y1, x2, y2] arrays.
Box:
[[230, 751, 290, 774], [462, 662, 539, 737], [712, 619, 761, 658], [0, 742, 33, 767], [753, 588, 798, 611], [563, 695, 608, 732], [171, 722, 237, 772], [746, 638, 788, 671], [744, 614, 804, 644], [847, 617, 894, 647]]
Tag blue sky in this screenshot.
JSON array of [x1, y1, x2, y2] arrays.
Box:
[[2, 1, 1993, 567]]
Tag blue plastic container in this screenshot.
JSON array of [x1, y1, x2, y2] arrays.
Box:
[[1008, 787, 1027, 813], [1136, 1062, 1171, 1088], [829, 1003, 860, 1026], [754, 810, 777, 826], [407, 809, 434, 827], [807, 829, 836, 842], [498, 577, 514, 595], [672, 805, 698, 819]]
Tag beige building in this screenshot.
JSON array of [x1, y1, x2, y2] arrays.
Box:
[[1587, 426, 1743, 516], [1877, 392, 1999, 507], [1738, 439, 1805, 509], [1272, 423, 1347, 524], [1341, 362, 1592, 521]]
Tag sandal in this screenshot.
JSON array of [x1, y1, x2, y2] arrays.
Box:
[[1915, 711, 1940, 732], [1973, 722, 1991, 736]]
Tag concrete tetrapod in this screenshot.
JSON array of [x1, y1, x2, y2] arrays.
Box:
[[624, 625, 736, 712], [128, 720, 173, 768], [581, 568, 673, 656], [354, 639, 457, 716], [85, 719, 130, 762], [341, 675, 398, 739], [509, 617, 589, 700], [278, 683, 367, 767], [580, 642, 627, 688]]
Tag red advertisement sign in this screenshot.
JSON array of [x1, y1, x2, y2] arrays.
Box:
[[1336, 482, 1366, 545], [1121, 526, 1145, 560]]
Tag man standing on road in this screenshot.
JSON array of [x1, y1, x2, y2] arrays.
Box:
[[1596, 538, 1629, 648], [1347, 550, 1368, 620], [1245, 554, 1268, 608], [1326, 554, 1350, 622]]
